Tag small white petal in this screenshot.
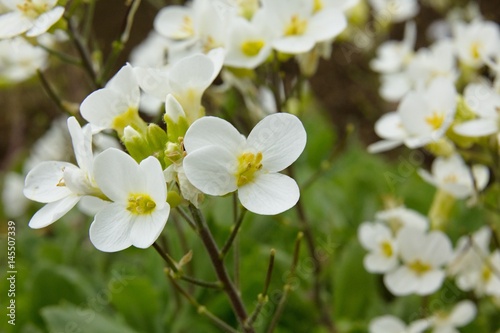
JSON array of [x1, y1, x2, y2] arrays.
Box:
[[78, 196, 110, 216], [67, 117, 93, 174], [374, 112, 407, 140], [26, 6, 64, 37], [28, 195, 81, 229], [24, 161, 77, 203], [448, 300, 477, 327], [93, 148, 144, 202], [273, 35, 315, 54], [384, 266, 419, 296], [416, 270, 445, 295], [183, 145, 238, 196], [154, 6, 194, 39], [0, 11, 32, 39], [169, 53, 216, 96], [80, 89, 127, 131], [397, 227, 425, 263], [307, 8, 346, 42], [422, 231, 452, 267], [184, 116, 246, 155], [106, 64, 140, 105], [238, 173, 299, 215], [89, 204, 134, 252], [140, 156, 167, 206], [367, 140, 403, 153], [364, 253, 398, 273], [369, 315, 407, 333], [453, 119, 498, 137], [247, 113, 306, 172], [130, 205, 170, 248]]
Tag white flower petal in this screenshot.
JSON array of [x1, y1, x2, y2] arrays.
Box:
[[374, 112, 407, 140], [78, 196, 110, 216], [183, 145, 238, 196], [130, 205, 170, 248], [453, 119, 498, 137], [384, 266, 419, 296], [67, 117, 93, 174], [0, 11, 32, 39], [367, 139, 403, 153], [397, 227, 425, 263], [273, 35, 315, 54], [169, 53, 216, 95], [369, 315, 407, 333], [154, 6, 194, 39], [307, 7, 346, 42], [93, 148, 144, 202], [80, 89, 127, 131], [416, 270, 445, 295], [89, 204, 135, 252], [106, 64, 140, 105], [184, 116, 246, 155], [448, 300, 477, 327], [247, 113, 306, 172], [364, 253, 398, 273], [24, 161, 77, 203], [140, 156, 167, 206], [238, 173, 299, 215], [422, 231, 452, 267], [26, 6, 64, 37], [28, 195, 81, 229]]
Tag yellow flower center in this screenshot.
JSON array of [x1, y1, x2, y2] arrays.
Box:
[[313, 0, 324, 13], [425, 111, 445, 130], [284, 15, 308, 36], [482, 264, 492, 282], [127, 193, 156, 215], [241, 39, 265, 57], [408, 259, 431, 275], [380, 241, 393, 257], [443, 173, 458, 183], [470, 42, 481, 60], [17, 0, 48, 18], [236, 151, 263, 187]]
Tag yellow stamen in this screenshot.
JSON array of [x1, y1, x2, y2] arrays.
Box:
[[241, 39, 265, 57], [17, 0, 49, 18], [482, 264, 492, 282], [284, 15, 308, 36], [470, 42, 481, 60], [408, 259, 431, 275], [313, 0, 324, 13], [380, 241, 393, 257], [236, 151, 263, 186], [127, 193, 156, 215], [425, 111, 445, 130]]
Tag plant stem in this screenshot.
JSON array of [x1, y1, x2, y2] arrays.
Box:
[[165, 271, 239, 333], [245, 248, 276, 329], [153, 242, 179, 274], [220, 208, 247, 259], [266, 233, 302, 333], [233, 193, 241, 289], [189, 205, 254, 333]]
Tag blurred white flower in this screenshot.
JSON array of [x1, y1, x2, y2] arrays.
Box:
[[369, 77, 457, 153], [262, 0, 346, 54], [80, 64, 141, 135], [358, 222, 398, 273], [369, 315, 429, 333], [384, 227, 453, 296], [429, 300, 477, 333], [89, 148, 170, 252], [453, 19, 500, 68], [454, 80, 500, 137], [418, 154, 489, 200], [450, 227, 500, 297], [0, 37, 47, 84], [2, 172, 29, 218], [368, 0, 419, 23], [24, 117, 100, 228], [0, 0, 64, 39], [183, 113, 306, 215], [375, 205, 429, 232]]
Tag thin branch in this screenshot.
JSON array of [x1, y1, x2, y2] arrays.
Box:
[[153, 242, 179, 274], [176, 206, 197, 231], [220, 208, 248, 259], [189, 205, 254, 333], [233, 193, 241, 289], [37, 70, 76, 116], [245, 248, 276, 328], [165, 271, 239, 333], [266, 233, 302, 333]]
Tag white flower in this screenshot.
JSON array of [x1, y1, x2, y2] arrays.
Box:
[[429, 300, 477, 333], [224, 12, 275, 69], [0, 0, 64, 39], [0, 36, 47, 84], [369, 315, 429, 333], [2, 172, 29, 217], [375, 205, 429, 232], [135, 48, 224, 124], [369, 77, 457, 153], [418, 154, 489, 200], [371, 21, 416, 74], [450, 228, 500, 297], [80, 64, 141, 134], [368, 0, 419, 23], [384, 227, 453, 296], [262, 0, 346, 54], [89, 148, 170, 252], [453, 81, 500, 137], [453, 19, 500, 68], [358, 222, 398, 273], [24, 117, 100, 228], [183, 113, 306, 215]]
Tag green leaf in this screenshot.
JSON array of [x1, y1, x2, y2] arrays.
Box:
[[41, 304, 138, 333]]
